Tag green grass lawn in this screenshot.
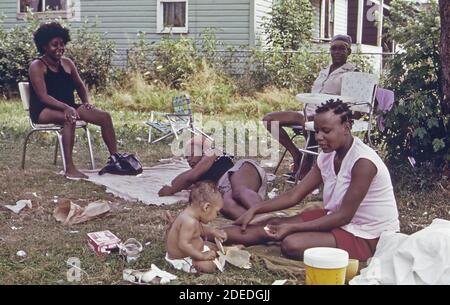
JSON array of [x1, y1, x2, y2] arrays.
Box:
[[0, 99, 448, 284]]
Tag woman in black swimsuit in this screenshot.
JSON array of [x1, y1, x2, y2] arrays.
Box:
[[158, 136, 268, 220], [28, 22, 118, 179]]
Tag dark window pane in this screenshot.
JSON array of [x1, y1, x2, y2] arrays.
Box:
[[46, 0, 66, 11], [20, 0, 42, 12], [163, 2, 186, 27]]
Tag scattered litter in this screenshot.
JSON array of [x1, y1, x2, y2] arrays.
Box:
[[215, 237, 225, 254], [69, 231, 79, 234], [123, 264, 177, 284], [312, 188, 320, 195], [66, 259, 89, 276], [11, 226, 22, 230], [53, 199, 110, 225], [123, 207, 132, 211], [4, 200, 32, 214], [87, 230, 121, 256], [408, 156, 416, 168], [272, 279, 288, 285], [267, 188, 278, 199], [145, 242, 152, 246], [266, 173, 276, 182], [263, 225, 270, 233], [218, 246, 252, 270], [16, 250, 27, 258], [32, 192, 39, 198], [118, 238, 143, 263], [422, 212, 428, 216], [53, 199, 58, 203]]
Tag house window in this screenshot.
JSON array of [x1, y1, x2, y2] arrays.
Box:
[[157, 0, 188, 34], [19, 0, 67, 13], [324, 0, 335, 39]]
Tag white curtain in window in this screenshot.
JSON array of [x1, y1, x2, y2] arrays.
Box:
[[163, 2, 186, 27]]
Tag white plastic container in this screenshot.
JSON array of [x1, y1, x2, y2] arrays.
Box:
[[304, 247, 349, 285]]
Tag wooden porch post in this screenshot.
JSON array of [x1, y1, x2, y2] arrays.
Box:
[[377, 0, 384, 47]]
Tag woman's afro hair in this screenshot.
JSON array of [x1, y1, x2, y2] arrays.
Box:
[[33, 22, 71, 55]]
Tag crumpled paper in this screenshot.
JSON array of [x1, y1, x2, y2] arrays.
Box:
[[53, 199, 110, 225], [215, 238, 252, 270], [123, 264, 177, 284], [4, 200, 32, 214]]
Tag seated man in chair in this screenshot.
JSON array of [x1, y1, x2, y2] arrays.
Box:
[[263, 34, 358, 180]]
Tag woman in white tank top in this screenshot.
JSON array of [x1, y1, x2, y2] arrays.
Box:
[[223, 100, 400, 261]]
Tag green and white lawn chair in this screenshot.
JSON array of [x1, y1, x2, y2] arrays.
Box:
[[145, 95, 213, 144]]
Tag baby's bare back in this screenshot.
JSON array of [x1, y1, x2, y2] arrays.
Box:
[[166, 211, 205, 259]]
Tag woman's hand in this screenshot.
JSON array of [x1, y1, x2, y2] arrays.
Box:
[[264, 223, 293, 241], [158, 185, 174, 196], [233, 207, 257, 232], [64, 106, 79, 124]]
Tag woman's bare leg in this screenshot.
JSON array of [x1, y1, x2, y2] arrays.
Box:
[[280, 232, 336, 259], [263, 111, 305, 173], [223, 214, 304, 246], [38, 108, 87, 178], [77, 106, 117, 155], [221, 190, 248, 220], [229, 162, 263, 209]]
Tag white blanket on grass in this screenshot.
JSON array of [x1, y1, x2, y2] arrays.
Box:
[[350, 218, 450, 285], [83, 159, 191, 206]]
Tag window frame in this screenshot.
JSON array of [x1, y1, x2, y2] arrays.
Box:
[[157, 0, 189, 34], [17, 0, 74, 20]]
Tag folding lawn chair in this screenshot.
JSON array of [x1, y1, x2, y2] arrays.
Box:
[[19, 82, 96, 172], [145, 94, 213, 144]]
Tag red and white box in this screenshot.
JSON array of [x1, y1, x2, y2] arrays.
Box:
[[87, 230, 121, 256]]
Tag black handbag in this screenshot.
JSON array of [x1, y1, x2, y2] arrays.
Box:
[[98, 153, 143, 176]]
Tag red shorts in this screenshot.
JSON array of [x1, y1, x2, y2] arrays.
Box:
[[300, 209, 379, 262]]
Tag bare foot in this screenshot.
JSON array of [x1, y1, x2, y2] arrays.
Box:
[[65, 168, 88, 179]]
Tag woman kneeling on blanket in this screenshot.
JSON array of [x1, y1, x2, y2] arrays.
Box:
[[158, 136, 268, 220], [224, 99, 400, 261]]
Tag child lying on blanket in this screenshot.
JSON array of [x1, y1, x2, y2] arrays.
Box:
[[165, 181, 227, 273]]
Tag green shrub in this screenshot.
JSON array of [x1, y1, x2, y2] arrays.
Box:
[[262, 0, 314, 50], [65, 19, 116, 90], [378, 0, 449, 168], [0, 14, 116, 97], [0, 15, 39, 98]]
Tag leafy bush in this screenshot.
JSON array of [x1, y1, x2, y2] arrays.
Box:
[[379, 0, 449, 168], [0, 14, 116, 97], [0, 15, 39, 98], [262, 0, 314, 50], [241, 46, 373, 94], [65, 19, 116, 90]]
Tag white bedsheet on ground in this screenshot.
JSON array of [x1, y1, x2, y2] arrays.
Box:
[[350, 218, 450, 285], [83, 159, 191, 206]]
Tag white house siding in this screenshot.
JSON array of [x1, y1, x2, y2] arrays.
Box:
[[254, 0, 272, 47], [334, 0, 348, 35], [311, 0, 321, 39], [0, 0, 252, 66]]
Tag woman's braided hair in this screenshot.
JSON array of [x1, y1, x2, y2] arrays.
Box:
[[315, 99, 353, 124]]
